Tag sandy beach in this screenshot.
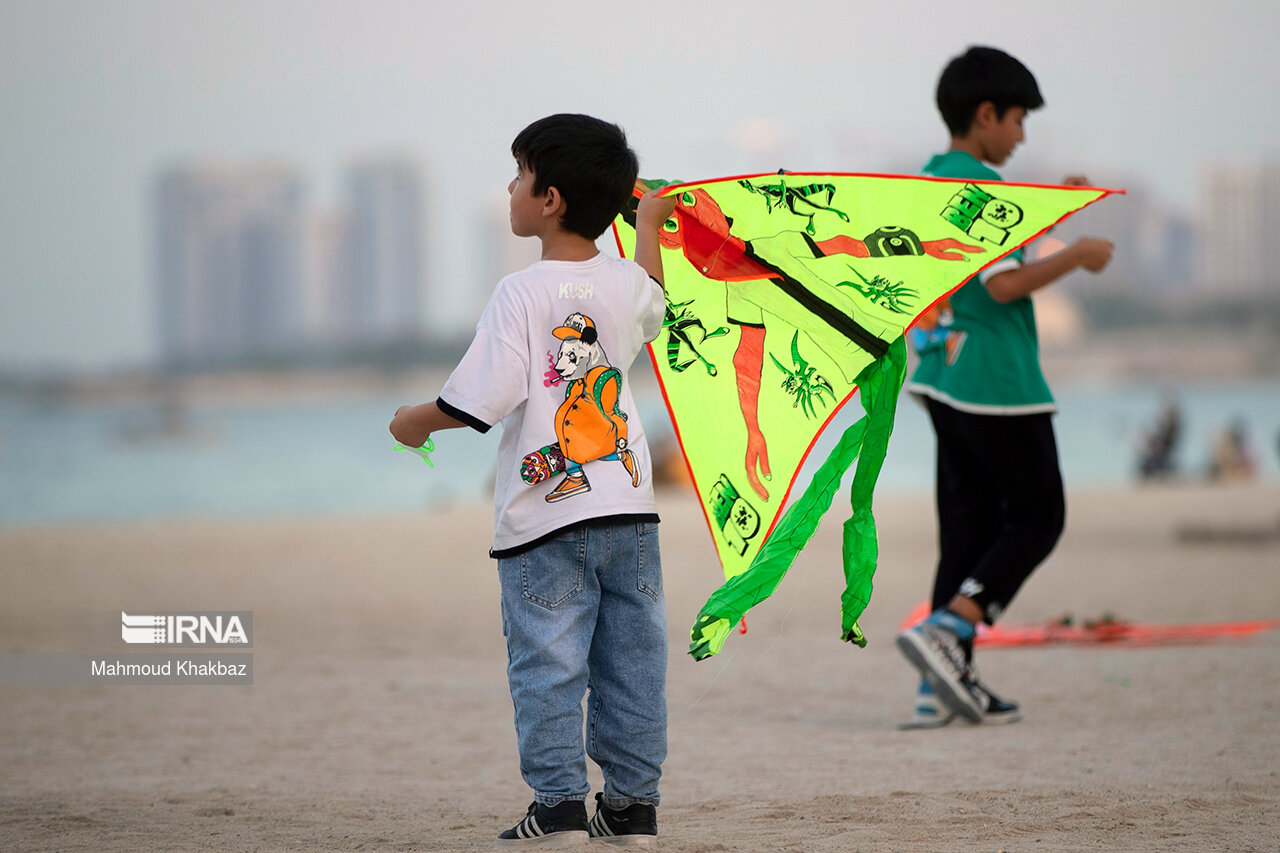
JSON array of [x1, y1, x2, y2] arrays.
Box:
[[2, 481, 1278, 852]]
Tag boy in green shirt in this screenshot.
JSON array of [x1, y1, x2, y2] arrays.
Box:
[[896, 46, 1114, 726]]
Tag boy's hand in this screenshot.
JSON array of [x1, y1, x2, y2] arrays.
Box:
[[633, 187, 676, 288], [390, 405, 432, 449], [636, 188, 677, 232], [1072, 237, 1114, 272]]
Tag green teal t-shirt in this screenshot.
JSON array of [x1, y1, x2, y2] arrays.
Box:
[[907, 150, 1055, 414]]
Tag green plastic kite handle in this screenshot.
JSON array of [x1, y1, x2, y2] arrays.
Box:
[[394, 438, 435, 467]]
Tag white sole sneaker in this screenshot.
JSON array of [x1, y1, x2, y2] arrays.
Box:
[[495, 830, 589, 847], [896, 627, 982, 723]]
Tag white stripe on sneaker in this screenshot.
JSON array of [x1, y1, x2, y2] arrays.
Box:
[[591, 811, 614, 836], [517, 813, 544, 838], [895, 627, 982, 722]]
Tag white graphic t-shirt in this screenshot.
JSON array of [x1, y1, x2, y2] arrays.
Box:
[[438, 253, 665, 556]]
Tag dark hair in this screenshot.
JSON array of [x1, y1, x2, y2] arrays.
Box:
[[511, 114, 639, 239], [936, 46, 1045, 136]]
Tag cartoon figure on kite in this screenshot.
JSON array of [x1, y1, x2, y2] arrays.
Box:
[[661, 294, 731, 376], [737, 178, 851, 235], [520, 312, 641, 503], [642, 179, 985, 500]]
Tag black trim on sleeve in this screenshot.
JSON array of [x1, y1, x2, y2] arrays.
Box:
[[649, 275, 663, 288], [489, 514, 661, 560], [436, 397, 491, 434]]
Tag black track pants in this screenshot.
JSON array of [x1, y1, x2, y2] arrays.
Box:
[[926, 398, 1066, 624]]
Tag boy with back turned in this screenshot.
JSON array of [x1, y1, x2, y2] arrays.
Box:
[[391, 114, 675, 847], [896, 47, 1114, 727]]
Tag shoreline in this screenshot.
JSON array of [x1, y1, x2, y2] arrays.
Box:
[[2, 476, 1277, 534]]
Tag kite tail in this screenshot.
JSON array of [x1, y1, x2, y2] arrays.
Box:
[[840, 336, 906, 645], [689, 416, 870, 660], [688, 336, 908, 660]]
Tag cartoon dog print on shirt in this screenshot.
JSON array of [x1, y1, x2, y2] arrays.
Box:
[[519, 313, 641, 503]]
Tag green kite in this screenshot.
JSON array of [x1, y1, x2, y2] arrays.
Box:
[[613, 172, 1119, 660]]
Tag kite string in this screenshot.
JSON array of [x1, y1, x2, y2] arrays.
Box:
[[680, 561, 810, 807], [681, 644, 741, 719]]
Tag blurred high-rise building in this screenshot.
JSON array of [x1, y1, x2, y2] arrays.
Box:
[[1197, 162, 1280, 293], [341, 156, 426, 344], [1038, 175, 1196, 293], [299, 209, 349, 346], [155, 161, 305, 367]]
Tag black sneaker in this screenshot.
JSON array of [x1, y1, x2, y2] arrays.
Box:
[[588, 792, 657, 847], [962, 664, 1022, 725], [496, 800, 588, 847], [899, 674, 1022, 729], [896, 616, 983, 722]]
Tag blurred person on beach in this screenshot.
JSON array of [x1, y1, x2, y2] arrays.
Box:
[[390, 114, 675, 847], [1138, 394, 1182, 481], [1208, 419, 1256, 483], [896, 47, 1115, 728]]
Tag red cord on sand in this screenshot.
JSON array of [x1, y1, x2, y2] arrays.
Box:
[[897, 600, 1280, 647], [737, 618, 748, 635]]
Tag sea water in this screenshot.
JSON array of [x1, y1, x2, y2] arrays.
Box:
[[1, 379, 1277, 526]]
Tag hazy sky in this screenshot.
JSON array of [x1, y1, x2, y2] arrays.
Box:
[[2, 0, 1278, 371]]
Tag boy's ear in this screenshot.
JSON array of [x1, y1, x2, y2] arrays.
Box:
[[972, 100, 998, 129], [542, 186, 566, 220]]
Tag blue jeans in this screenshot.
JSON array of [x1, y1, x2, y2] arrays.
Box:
[[497, 519, 667, 808]]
